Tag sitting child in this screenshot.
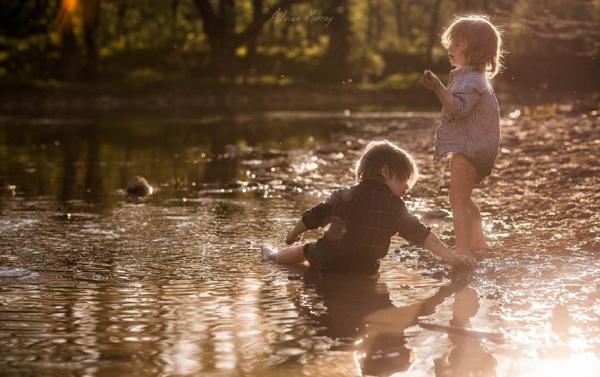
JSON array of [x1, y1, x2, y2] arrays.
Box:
[[261, 140, 476, 273]]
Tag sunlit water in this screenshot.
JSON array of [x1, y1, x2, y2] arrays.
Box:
[[1, 111, 599, 376]]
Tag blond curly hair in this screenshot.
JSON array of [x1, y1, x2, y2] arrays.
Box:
[[442, 15, 504, 78]]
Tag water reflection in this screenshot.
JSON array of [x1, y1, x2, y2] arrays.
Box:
[[433, 284, 497, 377], [296, 269, 495, 377], [0, 113, 347, 209], [1, 110, 600, 376]]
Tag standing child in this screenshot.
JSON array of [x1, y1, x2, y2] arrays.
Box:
[[261, 140, 476, 273], [421, 15, 503, 259]]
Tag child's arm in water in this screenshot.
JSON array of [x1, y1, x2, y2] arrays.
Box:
[[424, 232, 477, 267], [285, 220, 308, 245], [421, 70, 456, 112]]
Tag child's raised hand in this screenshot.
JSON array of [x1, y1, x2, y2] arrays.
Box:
[[421, 69, 441, 90]]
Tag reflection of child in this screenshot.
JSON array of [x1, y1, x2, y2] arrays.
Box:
[[261, 140, 476, 273], [434, 286, 497, 376], [421, 15, 503, 258]]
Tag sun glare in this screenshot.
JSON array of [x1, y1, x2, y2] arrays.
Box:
[[521, 353, 600, 377], [56, 0, 78, 30], [61, 0, 78, 14]]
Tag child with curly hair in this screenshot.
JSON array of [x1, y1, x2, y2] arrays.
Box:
[[421, 15, 503, 259]]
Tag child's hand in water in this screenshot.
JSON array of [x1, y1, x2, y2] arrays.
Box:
[[285, 230, 300, 245], [421, 69, 442, 90], [285, 220, 308, 245]]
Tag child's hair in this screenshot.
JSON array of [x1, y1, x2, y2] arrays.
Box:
[[355, 140, 419, 188], [441, 15, 503, 78]]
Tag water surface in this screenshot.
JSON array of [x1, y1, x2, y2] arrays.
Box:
[[1, 111, 599, 376]]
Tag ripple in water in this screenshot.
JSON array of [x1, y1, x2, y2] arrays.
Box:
[[1, 111, 599, 376]]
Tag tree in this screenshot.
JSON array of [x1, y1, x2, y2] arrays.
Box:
[[392, 0, 406, 40], [82, 0, 101, 76], [426, 0, 442, 64], [193, 0, 303, 73], [57, 0, 79, 79], [320, 0, 351, 80]]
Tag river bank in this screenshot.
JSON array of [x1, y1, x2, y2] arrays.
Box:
[[2, 80, 595, 115]]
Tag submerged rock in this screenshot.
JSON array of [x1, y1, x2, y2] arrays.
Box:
[[126, 176, 153, 196], [423, 209, 451, 219], [1, 185, 16, 196]]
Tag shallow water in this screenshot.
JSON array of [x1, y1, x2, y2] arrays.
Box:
[[1, 111, 599, 376]]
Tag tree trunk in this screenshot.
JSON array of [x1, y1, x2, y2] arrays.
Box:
[[279, 2, 291, 47], [426, 0, 442, 64], [195, 0, 236, 73], [246, 0, 263, 70], [194, 0, 301, 75], [375, 0, 383, 51], [59, 17, 79, 79], [117, 0, 130, 51], [393, 0, 405, 39], [321, 0, 351, 81], [207, 34, 237, 74], [82, 0, 100, 77], [367, 0, 374, 46], [171, 0, 180, 42]]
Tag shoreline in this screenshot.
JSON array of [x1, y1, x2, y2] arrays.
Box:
[[1, 82, 594, 115]]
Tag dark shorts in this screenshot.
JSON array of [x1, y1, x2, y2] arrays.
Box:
[[303, 241, 379, 274], [303, 242, 324, 270]]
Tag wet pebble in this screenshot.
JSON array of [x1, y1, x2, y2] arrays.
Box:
[[126, 176, 153, 196], [1, 184, 16, 196], [423, 209, 450, 219]]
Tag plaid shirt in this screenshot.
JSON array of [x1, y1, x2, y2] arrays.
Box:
[[301, 180, 431, 272]]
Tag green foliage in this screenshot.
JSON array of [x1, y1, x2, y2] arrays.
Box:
[[379, 72, 421, 89], [348, 45, 385, 82], [0, 0, 598, 91], [127, 68, 164, 85]]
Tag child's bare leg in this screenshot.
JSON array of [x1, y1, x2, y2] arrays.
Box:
[[449, 154, 477, 256], [468, 199, 490, 251], [261, 244, 306, 264]]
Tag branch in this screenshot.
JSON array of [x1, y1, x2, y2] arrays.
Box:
[[492, 6, 600, 56]]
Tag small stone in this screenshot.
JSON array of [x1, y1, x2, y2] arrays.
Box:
[[2, 185, 16, 196], [126, 176, 153, 196], [423, 209, 450, 219]]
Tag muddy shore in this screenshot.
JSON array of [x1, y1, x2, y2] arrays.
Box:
[[213, 104, 600, 256]]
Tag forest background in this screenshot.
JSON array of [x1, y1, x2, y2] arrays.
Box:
[[1, 0, 598, 110]]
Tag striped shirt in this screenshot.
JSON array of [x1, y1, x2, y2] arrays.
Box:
[[434, 66, 500, 177]]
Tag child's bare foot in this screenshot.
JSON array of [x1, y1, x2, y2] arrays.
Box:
[[261, 245, 276, 261], [454, 254, 478, 268], [455, 247, 475, 257]]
